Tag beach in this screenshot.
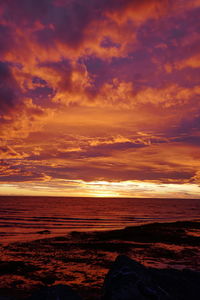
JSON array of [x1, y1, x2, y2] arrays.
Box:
[[0, 220, 199, 299]]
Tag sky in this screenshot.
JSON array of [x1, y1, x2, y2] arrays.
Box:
[[0, 0, 200, 198]]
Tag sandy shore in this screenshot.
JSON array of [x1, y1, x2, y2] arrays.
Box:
[[0, 221, 199, 300]]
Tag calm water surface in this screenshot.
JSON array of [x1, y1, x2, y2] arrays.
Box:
[[0, 196, 199, 244]]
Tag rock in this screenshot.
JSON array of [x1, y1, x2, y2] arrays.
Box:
[[102, 255, 200, 299], [0, 261, 39, 275], [27, 284, 83, 300], [149, 267, 200, 300], [37, 230, 51, 234], [39, 273, 57, 285], [102, 255, 171, 300]]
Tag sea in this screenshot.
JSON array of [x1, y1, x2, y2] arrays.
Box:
[[0, 196, 199, 244]]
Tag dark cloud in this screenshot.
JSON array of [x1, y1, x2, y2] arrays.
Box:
[[2, 159, 192, 183], [170, 115, 200, 137], [87, 140, 147, 153], [2, 0, 96, 48], [173, 135, 200, 146], [0, 159, 51, 182], [0, 24, 14, 54], [0, 62, 20, 114], [39, 59, 73, 92], [1, 0, 171, 50], [22, 75, 55, 108], [1, 0, 53, 25]]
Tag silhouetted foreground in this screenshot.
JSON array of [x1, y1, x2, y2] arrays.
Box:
[[0, 255, 200, 300], [102, 255, 200, 299], [0, 221, 199, 299]]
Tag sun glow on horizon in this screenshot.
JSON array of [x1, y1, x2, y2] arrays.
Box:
[[0, 180, 200, 199]]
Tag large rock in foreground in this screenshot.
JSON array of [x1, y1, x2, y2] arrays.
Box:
[[102, 255, 200, 300], [27, 284, 82, 300]]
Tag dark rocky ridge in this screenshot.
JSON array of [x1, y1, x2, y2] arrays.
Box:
[[92, 221, 200, 246]]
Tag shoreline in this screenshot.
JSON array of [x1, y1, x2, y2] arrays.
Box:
[[1, 218, 200, 246], [0, 220, 200, 299]]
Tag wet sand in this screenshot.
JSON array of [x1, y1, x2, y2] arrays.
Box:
[[0, 221, 199, 300]]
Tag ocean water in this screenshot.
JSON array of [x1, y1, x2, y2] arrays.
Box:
[[0, 196, 199, 244]]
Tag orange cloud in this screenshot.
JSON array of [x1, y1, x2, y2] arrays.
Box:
[[177, 54, 200, 69], [133, 84, 200, 107]]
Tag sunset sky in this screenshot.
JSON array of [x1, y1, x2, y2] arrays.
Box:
[[0, 0, 200, 198]]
